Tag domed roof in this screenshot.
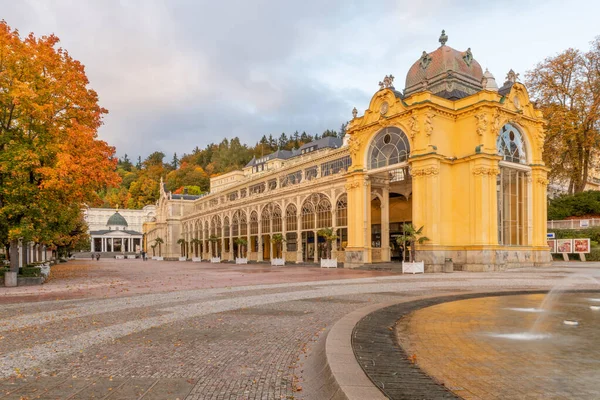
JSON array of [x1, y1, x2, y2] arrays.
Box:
[[404, 30, 484, 100], [107, 211, 128, 227], [482, 68, 498, 91]]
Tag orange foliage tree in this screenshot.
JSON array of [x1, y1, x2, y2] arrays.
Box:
[[0, 21, 120, 269], [526, 38, 600, 193]]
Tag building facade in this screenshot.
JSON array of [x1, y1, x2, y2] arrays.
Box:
[[145, 32, 551, 271], [89, 210, 145, 253]]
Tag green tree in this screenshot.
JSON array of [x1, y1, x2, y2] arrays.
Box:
[[154, 237, 164, 257], [317, 228, 338, 260]]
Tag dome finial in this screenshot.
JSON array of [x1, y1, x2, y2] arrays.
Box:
[[439, 30, 448, 46]]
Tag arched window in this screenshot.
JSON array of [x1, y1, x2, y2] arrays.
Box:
[[286, 204, 297, 231], [368, 127, 410, 170], [250, 211, 259, 235], [336, 195, 348, 227], [497, 123, 529, 245], [272, 206, 282, 233], [497, 123, 526, 164], [261, 206, 271, 233]]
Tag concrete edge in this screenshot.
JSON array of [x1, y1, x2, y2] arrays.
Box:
[[325, 301, 400, 400]]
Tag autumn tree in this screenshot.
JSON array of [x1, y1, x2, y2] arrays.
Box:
[[526, 37, 600, 193], [0, 21, 119, 270]]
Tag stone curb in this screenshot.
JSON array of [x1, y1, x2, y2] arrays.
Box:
[[325, 301, 400, 400]]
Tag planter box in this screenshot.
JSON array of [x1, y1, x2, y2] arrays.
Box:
[[156, 257, 164, 261], [271, 258, 285, 266], [211, 257, 221, 263], [192, 257, 202, 262], [178, 257, 187, 262], [235, 258, 248, 264], [115, 255, 125, 260], [39, 265, 51, 278], [127, 255, 137, 259], [320, 258, 338, 268], [402, 261, 424, 274], [17, 276, 44, 286]]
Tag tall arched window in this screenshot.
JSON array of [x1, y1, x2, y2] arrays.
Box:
[[368, 127, 410, 170], [497, 123, 529, 246]]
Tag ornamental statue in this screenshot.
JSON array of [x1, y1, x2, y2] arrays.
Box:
[[378, 74, 395, 90]]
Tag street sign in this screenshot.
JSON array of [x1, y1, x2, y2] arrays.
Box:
[[547, 233, 555, 239]]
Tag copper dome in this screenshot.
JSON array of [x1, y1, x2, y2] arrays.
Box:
[[404, 31, 484, 100]]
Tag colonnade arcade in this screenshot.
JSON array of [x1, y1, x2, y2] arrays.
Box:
[[179, 193, 349, 263]]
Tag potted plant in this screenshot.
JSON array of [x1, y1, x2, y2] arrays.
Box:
[[317, 228, 338, 268], [177, 238, 187, 261], [190, 238, 202, 262], [154, 237, 164, 260], [234, 237, 248, 264], [396, 223, 429, 274], [208, 235, 220, 263], [271, 233, 286, 266]]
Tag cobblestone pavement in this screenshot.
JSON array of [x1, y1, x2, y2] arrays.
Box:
[[0, 260, 598, 399]]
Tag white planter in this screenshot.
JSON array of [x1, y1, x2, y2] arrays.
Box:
[[127, 255, 136, 259], [115, 255, 125, 260], [156, 257, 164, 261], [211, 257, 221, 263], [5, 271, 17, 287], [320, 258, 338, 268], [178, 257, 187, 262], [271, 258, 285, 266], [402, 261, 424, 274], [39, 265, 51, 278], [192, 257, 202, 262], [235, 258, 248, 264]]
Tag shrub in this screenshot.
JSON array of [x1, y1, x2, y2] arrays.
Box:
[[0, 267, 8, 277], [587, 247, 600, 262], [19, 267, 41, 277], [548, 227, 600, 243], [548, 190, 600, 220]]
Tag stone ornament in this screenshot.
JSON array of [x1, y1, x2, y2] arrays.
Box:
[[474, 113, 488, 137], [537, 177, 549, 186], [424, 113, 435, 136], [472, 166, 500, 176], [411, 166, 440, 177], [408, 114, 420, 138], [463, 48, 473, 67], [506, 69, 519, 83], [420, 51, 432, 70], [352, 107, 358, 119], [439, 29, 448, 46], [344, 182, 360, 190], [348, 135, 361, 157], [378, 74, 395, 90], [380, 101, 389, 116]]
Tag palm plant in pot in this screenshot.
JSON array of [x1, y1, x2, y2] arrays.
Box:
[[234, 237, 248, 264], [176, 238, 187, 261], [395, 223, 429, 273], [153, 237, 164, 259], [208, 235, 220, 262], [270, 233, 286, 266], [190, 238, 202, 262], [317, 228, 338, 268]]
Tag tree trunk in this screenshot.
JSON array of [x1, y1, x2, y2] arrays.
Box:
[[9, 239, 19, 272], [410, 240, 416, 263]]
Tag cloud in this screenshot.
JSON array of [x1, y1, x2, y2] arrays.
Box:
[[3, 0, 600, 159]]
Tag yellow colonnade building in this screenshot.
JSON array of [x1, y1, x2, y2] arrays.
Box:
[[145, 31, 551, 271]]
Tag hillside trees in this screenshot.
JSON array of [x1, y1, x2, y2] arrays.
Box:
[[0, 21, 120, 269]]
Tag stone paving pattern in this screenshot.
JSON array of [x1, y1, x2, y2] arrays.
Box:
[[0, 260, 598, 399]]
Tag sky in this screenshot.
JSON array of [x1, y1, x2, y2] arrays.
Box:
[[3, 0, 600, 160]]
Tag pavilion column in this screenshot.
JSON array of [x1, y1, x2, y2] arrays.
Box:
[[221, 224, 225, 259], [282, 212, 287, 261], [91, 238, 95, 253], [257, 217, 263, 262], [101, 238, 105, 252], [331, 210, 338, 259], [269, 217, 273, 260], [296, 214, 303, 263], [313, 230, 318, 263], [229, 222, 234, 261], [381, 181, 391, 262]]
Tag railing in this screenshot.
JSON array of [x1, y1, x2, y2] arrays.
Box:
[[547, 219, 600, 230]]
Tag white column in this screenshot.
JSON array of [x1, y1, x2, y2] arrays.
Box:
[[257, 216, 263, 262], [313, 230, 318, 263], [296, 214, 303, 263]]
